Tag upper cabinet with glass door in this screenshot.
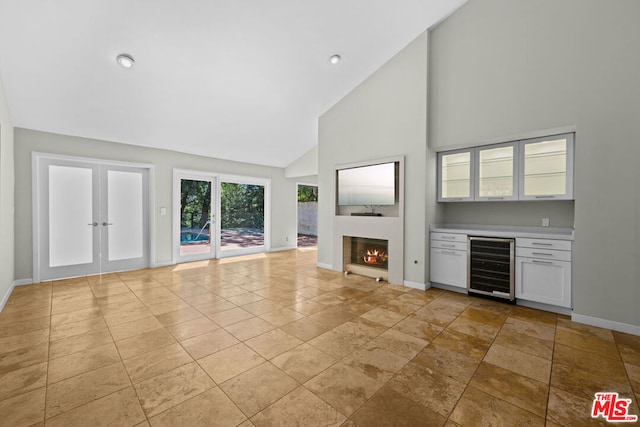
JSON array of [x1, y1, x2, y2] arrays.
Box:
[[475, 143, 518, 201], [438, 149, 474, 202], [519, 133, 574, 200], [437, 133, 574, 202]]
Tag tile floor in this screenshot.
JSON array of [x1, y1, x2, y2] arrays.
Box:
[[0, 248, 638, 426]]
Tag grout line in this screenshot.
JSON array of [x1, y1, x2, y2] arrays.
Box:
[[6, 255, 620, 425]]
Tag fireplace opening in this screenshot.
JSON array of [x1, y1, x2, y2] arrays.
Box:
[[349, 237, 388, 270]]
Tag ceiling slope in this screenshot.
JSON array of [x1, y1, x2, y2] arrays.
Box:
[[0, 0, 466, 167]]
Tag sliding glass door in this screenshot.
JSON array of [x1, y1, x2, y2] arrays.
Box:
[[220, 181, 265, 255], [174, 171, 217, 262], [173, 170, 270, 262]]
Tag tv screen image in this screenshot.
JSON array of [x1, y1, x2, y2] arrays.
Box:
[[337, 162, 396, 206]]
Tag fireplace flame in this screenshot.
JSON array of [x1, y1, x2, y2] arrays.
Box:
[[363, 248, 388, 265]]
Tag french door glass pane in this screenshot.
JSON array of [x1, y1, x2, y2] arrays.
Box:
[[180, 179, 212, 256], [108, 170, 144, 261], [523, 138, 567, 196], [479, 146, 513, 197], [49, 165, 93, 267], [441, 152, 471, 198], [221, 183, 265, 249]]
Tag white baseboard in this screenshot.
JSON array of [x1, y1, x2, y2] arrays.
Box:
[[572, 312, 640, 336], [0, 282, 15, 313], [151, 261, 174, 268], [516, 299, 571, 316], [0, 279, 36, 313], [268, 246, 297, 253], [403, 280, 426, 291], [316, 262, 334, 270]]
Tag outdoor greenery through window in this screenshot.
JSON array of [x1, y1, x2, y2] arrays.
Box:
[[220, 182, 265, 249], [298, 185, 318, 202], [179, 179, 212, 256], [297, 184, 318, 247]]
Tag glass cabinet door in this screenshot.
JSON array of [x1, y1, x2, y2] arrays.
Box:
[[438, 150, 473, 201], [519, 133, 574, 200], [476, 143, 517, 200]]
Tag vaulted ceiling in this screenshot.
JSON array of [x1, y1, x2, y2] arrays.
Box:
[[0, 0, 466, 167]]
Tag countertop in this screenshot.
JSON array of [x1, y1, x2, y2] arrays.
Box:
[[430, 224, 574, 240]]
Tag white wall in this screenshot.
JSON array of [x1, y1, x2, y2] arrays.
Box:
[[285, 145, 318, 178], [429, 0, 640, 327], [14, 128, 299, 281], [0, 70, 15, 307], [318, 32, 439, 285]]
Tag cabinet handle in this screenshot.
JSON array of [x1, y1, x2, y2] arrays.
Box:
[[534, 195, 554, 199], [442, 250, 459, 255], [442, 236, 456, 240], [531, 242, 553, 246], [532, 259, 553, 264], [442, 244, 456, 248], [532, 252, 553, 256], [488, 197, 504, 200]]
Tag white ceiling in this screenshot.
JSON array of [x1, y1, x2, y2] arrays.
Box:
[[0, 0, 466, 168]]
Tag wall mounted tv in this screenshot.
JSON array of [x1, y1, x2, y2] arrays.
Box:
[[337, 162, 397, 206]]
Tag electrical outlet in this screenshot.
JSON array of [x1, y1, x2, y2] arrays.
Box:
[[542, 218, 550, 227]]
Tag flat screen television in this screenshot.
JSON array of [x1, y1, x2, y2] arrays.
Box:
[[337, 162, 396, 206]]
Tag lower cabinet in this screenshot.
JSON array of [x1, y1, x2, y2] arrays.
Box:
[[516, 257, 571, 308], [430, 247, 467, 289]]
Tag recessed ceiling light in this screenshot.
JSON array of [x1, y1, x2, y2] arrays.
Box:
[[116, 53, 135, 69], [329, 54, 341, 65]]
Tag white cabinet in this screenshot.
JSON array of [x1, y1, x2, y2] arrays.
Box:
[[430, 232, 467, 288], [437, 150, 474, 202], [437, 133, 574, 202], [516, 238, 572, 308], [519, 134, 574, 200], [475, 142, 518, 201]]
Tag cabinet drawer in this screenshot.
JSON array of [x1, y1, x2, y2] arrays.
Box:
[[431, 240, 467, 251], [431, 232, 467, 243], [516, 238, 571, 251], [516, 247, 571, 262]]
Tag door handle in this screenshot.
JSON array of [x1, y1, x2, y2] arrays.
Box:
[[102, 222, 113, 226], [88, 222, 98, 226]]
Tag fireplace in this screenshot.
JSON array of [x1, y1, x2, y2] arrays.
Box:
[[343, 236, 389, 280]]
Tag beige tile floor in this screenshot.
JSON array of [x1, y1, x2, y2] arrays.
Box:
[[0, 248, 639, 426]]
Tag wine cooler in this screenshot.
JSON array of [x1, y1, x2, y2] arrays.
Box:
[[468, 236, 515, 301]]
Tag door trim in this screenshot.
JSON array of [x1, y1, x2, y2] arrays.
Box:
[[32, 152, 155, 283]]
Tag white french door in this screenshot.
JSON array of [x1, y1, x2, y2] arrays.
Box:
[[35, 156, 150, 281]]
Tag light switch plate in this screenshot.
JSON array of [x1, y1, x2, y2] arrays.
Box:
[[160, 207, 167, 216], [542, 218, 550, 227]]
